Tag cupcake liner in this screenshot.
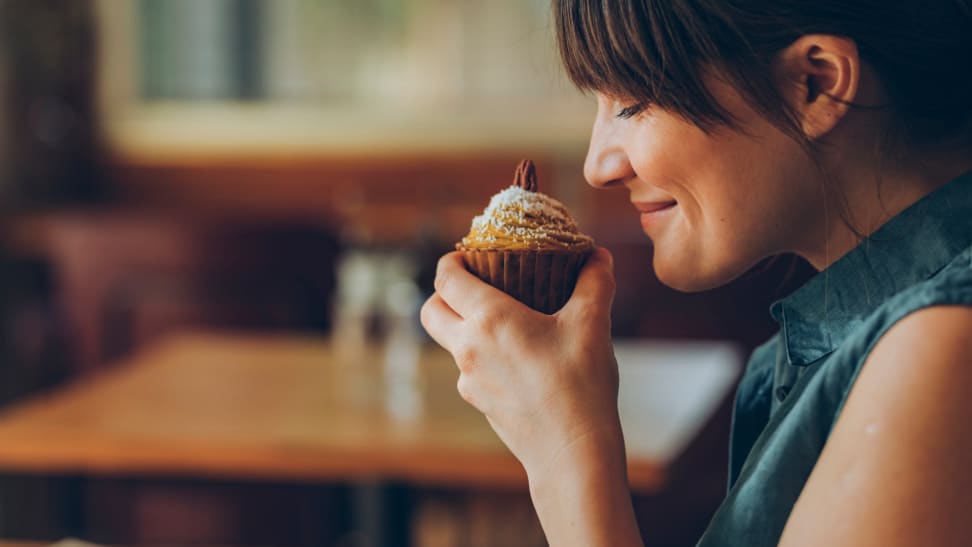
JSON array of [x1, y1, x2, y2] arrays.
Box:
[[459, 249, 591, 314]]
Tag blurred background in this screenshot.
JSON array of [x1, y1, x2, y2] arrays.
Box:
[[0, 1, 814, 546]]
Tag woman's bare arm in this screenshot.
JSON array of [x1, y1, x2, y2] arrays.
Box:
[[527, 421, 643, 546]]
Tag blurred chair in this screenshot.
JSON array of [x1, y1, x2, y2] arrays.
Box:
[[14, 212, 340, 375], [0, 255, 70, 405]]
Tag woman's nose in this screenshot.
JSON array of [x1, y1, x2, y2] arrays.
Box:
[[583, 113, 632, 190]]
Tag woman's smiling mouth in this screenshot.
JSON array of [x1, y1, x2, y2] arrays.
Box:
[[633, 200, 678, 230], [633, 200, 678, 213]]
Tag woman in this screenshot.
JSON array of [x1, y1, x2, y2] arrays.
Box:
[[421, 1, 972, 545]]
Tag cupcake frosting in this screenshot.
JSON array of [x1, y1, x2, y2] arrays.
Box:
[[459, 162, 595, 251]]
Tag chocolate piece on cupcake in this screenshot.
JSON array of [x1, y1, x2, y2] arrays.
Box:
[[457, 159, 595, 313]]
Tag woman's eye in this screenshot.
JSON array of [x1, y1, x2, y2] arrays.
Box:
[[615, 103, 647, 119]]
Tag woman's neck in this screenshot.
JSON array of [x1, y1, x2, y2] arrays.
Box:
[[800, 148, 972, 271]]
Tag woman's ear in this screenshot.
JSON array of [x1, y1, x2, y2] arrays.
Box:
[[774, 35, 860, 139]]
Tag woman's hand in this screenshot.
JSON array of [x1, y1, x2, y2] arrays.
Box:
[[420, 247, 623, 481]]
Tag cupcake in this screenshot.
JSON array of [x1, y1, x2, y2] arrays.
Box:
[[456, 159, 595, 314]]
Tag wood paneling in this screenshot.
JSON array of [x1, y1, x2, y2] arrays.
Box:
[[103, 153, 563, 246]]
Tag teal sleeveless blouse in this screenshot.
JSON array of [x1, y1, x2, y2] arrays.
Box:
[[697, 171, 972, 546]]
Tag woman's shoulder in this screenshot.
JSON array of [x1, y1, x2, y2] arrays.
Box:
[[777, 286, 972, 546], [857, 257, 972, 393], [843, 244, 972, 361], [850, 248, 972, 397], [920, 244, 972, 296]]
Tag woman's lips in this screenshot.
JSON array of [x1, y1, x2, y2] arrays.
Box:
[[634, 200, 677, 230], [633, 200, 677, 213]]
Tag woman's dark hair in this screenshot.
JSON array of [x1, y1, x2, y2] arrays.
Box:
[[555, 0, 972, 151]]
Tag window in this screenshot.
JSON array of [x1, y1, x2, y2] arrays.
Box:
[[95, 0, 594, 158]]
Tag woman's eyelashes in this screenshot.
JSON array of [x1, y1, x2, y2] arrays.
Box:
[[615, 102, 647, 119]]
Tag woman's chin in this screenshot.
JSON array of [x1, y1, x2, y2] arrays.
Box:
[[652, 254, 738, 293]]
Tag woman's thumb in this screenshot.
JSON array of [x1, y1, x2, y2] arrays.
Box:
[[561, 247, 616, 320]]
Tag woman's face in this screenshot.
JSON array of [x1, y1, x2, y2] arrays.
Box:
[[584, 80, 825, 291]]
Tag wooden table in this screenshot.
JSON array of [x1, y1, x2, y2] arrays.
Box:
[[0, 332, 740, 492]]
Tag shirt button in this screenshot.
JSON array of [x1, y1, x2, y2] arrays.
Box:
[[775, 385, 791, 402]]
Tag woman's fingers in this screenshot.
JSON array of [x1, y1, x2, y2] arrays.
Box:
[[418, 250, 623, 482], [433, 251, 520, 318], [419, 292, 463, 353], [561, 247, 616, 323], [434, 247, 614, 326]]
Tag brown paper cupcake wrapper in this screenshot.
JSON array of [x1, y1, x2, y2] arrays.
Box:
[[459, 249, 592, 314]]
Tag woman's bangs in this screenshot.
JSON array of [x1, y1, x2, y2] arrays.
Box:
[[555, 0, 738, 130], [555, 0, 665, 102]]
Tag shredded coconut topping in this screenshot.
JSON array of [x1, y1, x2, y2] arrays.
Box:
[[460, 185, 594, 251]]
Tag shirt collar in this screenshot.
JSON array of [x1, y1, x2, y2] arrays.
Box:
[[771, 170, 972, 366]]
